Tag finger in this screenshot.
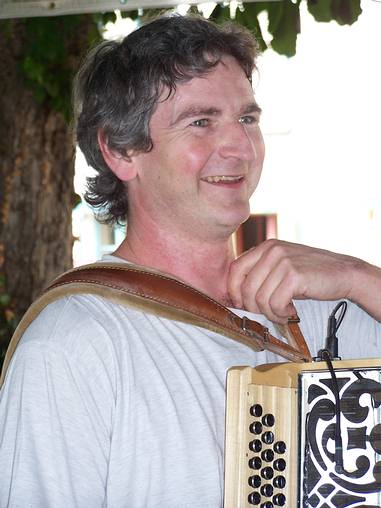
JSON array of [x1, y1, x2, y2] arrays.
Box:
[[233, 241, 290, 311], [267, 278, 298, 323], [248, 256, 302, 322], [228, 248, 259, 308], [228, 239, 284, 308]]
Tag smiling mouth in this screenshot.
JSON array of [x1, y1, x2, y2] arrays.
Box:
[[201, 175, 244, 184]]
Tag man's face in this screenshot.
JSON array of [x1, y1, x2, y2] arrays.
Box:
[[128, 56, 265, 241]]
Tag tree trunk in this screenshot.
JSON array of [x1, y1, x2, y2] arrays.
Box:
[[0, 18, 93, 353]]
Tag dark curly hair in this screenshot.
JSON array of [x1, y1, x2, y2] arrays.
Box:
[[73, 14, 259, 224]]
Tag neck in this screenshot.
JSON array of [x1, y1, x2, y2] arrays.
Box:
[[113, 219, 236, 306]]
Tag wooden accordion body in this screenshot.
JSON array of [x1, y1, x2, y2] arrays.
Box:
[[224, 359, 381, 508]]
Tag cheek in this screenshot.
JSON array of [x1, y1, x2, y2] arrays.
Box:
[[178, 138, 214, 176], [258, 133, 265, 161], [249, 133, 265, 189], [250, 127, 265, 159]]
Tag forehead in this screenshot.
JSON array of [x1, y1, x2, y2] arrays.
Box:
[[152, 56, 256, 126]]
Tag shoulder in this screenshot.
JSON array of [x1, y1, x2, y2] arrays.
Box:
[[20, 294, 124, 358], [21, 290, 153, 346], [2, 294, 147, 390]]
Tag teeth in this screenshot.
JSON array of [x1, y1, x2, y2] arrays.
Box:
[[203, 175, 243, 183]]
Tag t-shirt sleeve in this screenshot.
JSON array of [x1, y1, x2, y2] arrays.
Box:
[[0, 297, 118, 508]]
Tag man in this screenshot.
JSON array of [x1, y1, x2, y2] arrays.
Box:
[[1, 14, 380, 508]]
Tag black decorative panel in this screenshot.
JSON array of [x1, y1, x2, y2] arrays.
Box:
[[299, 367, 381, 507]]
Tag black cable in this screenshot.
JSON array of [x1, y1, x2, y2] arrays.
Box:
[[313, 302, 348, 473], [325, 301, 347, 359], [320, 349, 344, 473], [324, 302, 348, 471]]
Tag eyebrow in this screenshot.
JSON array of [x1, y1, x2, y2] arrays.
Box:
[[242, 102, 262, 116], [171, 107, 221, 126], [171, 102, 262, 126]]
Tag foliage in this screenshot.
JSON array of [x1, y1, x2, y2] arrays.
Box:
[[14, 0, 363, 122], [19, 15, 99, 121], [307, 0, 362, 25], [210, 0, 361, 57]]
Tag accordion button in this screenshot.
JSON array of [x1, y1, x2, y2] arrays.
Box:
[[262, 431, 274, 445], [248, 456, 262, 469], [250, 404, 263, 417], [273, 458, 286, 472], [260, 484, 274, 497], [262, 413, 275, 427], [260, 502, 273, 508], [249, 421, 263, 434], [261, 466, 274, 480], [273, 441, 286, 454], [248, 475, 261, 488], [248, 491, 261, 505], [273, 493, 286, 506], [273, 475, 286, 489], [249, 439, 262, 453], [261, 449, 274, 462]]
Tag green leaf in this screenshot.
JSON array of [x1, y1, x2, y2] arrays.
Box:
[[235, 3, 268, 53], [268, 0, 301, 57], [32, 86, 47, 104], [22, 56, 41, 83], [308, 0, 362, 25], [331, 0, 362, 25], [209, 4, 232, 23], [19, 15, 93, 120], [121, 10, 140, 20], [98, 11, 117, 25], [307, 0, 333, 23], [267, 1, 285, 35]]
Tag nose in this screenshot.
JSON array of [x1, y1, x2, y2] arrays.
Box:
[[218, 121, 260, 161]]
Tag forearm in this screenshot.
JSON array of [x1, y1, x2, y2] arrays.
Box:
[[229, 240, 381, 324], [349, 260, 381, 322]]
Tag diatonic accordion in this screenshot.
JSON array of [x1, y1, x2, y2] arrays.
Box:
[[224, 358, 381, 508]]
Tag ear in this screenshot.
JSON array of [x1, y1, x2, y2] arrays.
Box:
[[97, 130, 137, 182]]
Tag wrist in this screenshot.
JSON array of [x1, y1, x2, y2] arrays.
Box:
[[348, 259, 381, 321]]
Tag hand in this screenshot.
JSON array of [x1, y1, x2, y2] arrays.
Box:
[[228, 239, 379, 324]]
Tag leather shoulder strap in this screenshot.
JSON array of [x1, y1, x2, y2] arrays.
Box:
[[0, 263, 311, 387]]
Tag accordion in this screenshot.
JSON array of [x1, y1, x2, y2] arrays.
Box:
[[224, 358, 381, 508]]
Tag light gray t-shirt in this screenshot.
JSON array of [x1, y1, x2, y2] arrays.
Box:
[[0, 260, 380, 507]]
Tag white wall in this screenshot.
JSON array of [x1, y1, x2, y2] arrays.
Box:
[[252, 0, 381, 265]]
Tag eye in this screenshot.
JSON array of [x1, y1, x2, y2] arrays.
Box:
[[239, 115, 258, 125], [191, 118, 209, 127]]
